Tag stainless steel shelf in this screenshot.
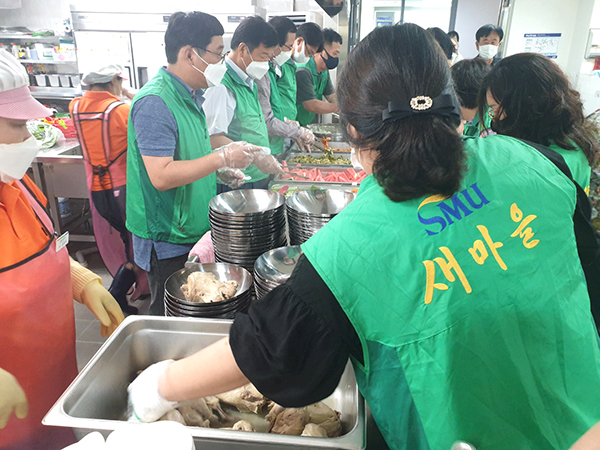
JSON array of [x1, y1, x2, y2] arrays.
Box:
[[0, 34, 73, 43], [19, 59, 77, 65], [30, 86, 81, 99]]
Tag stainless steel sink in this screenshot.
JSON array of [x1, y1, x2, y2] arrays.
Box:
[[44, 316, 366, 450]]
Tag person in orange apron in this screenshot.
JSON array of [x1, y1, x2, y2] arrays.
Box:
[[70, 65, 146, 314], [0, 51, 125, 450]]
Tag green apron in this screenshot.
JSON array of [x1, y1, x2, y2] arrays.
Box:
[[221, 65, 271, 183], [296, 58, 329, 126], [302, 134, 600, 450], [268, 66, 285, 155], [277, 59, 298, 123], [549, 142, 591, 194], [126, 68, 215, 243]]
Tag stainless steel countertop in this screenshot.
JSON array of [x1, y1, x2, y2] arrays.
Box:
[[33, 138, 83, 164]]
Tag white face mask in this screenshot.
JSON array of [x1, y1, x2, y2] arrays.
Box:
[[350, 147, 363, 170], [292, 41, 310, 64], [273, 49, 292, 66], [191, 49, 227, 88], [0, 135, 41, 183], [243, 49, 270, 80], [478, 44, 499, 60]]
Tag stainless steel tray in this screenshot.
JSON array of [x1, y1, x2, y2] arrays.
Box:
[[44, 316, 365, 450], [275, 167, 363, 186], [292, 142, 351, 153]]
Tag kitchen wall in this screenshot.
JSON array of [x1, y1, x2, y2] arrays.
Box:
[[453, 0, 502, 59], [502, 0, 600, 114]]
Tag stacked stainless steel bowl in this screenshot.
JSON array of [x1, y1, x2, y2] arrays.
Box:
[[209, 190, 287, 272], [254, 246, 303, 299], [286, 189, 356, 245], [164, 263, 253, 319]]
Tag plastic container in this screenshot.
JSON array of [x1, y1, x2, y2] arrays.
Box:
[[34, 74, 48, 87], [48, 75, 60, 87], [70, 75, 80, 88], [59, 75, 70, 87]]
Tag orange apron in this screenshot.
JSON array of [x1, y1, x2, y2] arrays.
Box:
[[71, 98, 149, 300], [0, 180, 77, 449]]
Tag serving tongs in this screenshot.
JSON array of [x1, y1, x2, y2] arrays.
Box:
[[312, 140, 335, 158]]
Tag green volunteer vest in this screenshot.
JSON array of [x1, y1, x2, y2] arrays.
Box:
[[549, 142, 591, 194], [126, 68, 215, 243], [302, 134, 600, 450], [296, 58, 329, 126], [268, 66, 285, 155], [277, 59, 298, 123], [221, 65, 271, 183], [463, 112, 492, 137]]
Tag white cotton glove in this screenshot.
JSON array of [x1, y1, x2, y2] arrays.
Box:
[[0, 368, 28, 429], [216, 167, 247, 189], [215, 142, 263, 169], [128, 360, 178, 423]]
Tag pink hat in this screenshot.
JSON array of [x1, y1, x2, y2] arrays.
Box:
[[0, 50, 52, 120]]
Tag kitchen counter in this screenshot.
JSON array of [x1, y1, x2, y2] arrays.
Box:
[[31, 138, 92, 240]]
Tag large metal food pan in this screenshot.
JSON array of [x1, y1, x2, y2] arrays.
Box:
[[292, 142, 351, 153], [44, 316, 365, 450], [275, 168, 363, 186]]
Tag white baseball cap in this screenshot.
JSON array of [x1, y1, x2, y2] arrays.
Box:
[[82, 64, 127, 85], [0, 50, 51, 120]]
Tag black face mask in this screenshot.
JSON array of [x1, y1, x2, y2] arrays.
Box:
[[323, 48, 339, 70]]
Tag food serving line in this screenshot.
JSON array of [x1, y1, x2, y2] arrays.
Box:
[[43, 124, 390, 449]]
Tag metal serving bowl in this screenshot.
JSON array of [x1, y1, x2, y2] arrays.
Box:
[[286, 189, 355, 216], [253, 246, 303, 298], [209, 189, 285, 216], [164, 263, 253, 307]]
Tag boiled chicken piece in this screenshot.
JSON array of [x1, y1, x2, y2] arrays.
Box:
[[159, 409, 186, 425], [306, 402, 342, 437], [205, 396, 228, 421], [177, 404, 208, 427], [215, 384, 266, 414], [270, 402, 342, 437], [270, 408, 308, 435], [301, 423, 328, 438], [266, 401, 285, 427], [232, 420, 255, 432], [181, 271, 238, 303]]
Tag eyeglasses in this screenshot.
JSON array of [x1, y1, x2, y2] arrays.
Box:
[[281, 43, 293, 51], [196, 48, 226, 62]]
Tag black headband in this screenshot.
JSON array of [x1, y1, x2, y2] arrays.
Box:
[[382, 93, 461, 123]]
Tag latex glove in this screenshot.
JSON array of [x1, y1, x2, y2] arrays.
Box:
[[216, 167, 247, 189], [189, 231, 215, 264], [0, 368, 28, 429], [80, 280, 125, 338], [128, 360, 178, 423], [254, 153, 285, 175], [215, 141, 263, 169]]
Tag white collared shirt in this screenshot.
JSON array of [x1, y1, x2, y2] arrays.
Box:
[[203, 56, 254, 136]]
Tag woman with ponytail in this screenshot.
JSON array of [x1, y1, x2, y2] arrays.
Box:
[[128, 24, 600, 450]]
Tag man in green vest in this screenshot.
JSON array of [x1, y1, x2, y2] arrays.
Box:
[[204, 16, 284, 192], [296, 28, 341, 126], [276, 22, 325, 127], [256, 17, 315, 158], [126, 11, 263, 315]]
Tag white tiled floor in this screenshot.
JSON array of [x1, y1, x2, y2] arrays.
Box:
[[70, 244, 150, 372]]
